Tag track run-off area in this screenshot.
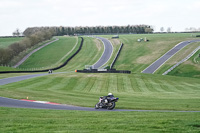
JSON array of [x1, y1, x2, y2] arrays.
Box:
[[0, 36, 200, 112]]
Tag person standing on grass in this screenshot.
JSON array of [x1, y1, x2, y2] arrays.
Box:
[[48, 69, 52, 74]]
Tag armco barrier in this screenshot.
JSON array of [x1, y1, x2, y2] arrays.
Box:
[[76, 69, 131, 74], [110, 43, 123, 69], [0, 37, 84, 74]]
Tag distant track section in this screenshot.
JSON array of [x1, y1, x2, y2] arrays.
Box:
[[142, 40, 200, 74], [0, 72, 69, 85], [92, 37, 113, 69], [162, 46, 200, 75], [14, 38, 59, 68]]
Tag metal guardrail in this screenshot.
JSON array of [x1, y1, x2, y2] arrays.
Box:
[[162, 46, 200, 75]]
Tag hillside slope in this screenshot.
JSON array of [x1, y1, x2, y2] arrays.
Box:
[[104, 33, 200, 78], [18, 36, 78, 69]]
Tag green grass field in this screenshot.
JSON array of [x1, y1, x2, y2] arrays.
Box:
[[1, 73, 200, 111], [0, 107, 200, 133], [57, 36, 104, 71], [0, 33, 200, 132], [0, 37, 24, 48], [0, 66, 21, 71]]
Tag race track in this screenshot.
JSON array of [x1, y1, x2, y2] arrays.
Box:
[[1, 96, 199, 112], [142, 40, 200, 74], [0, 72, 68, 85], [92, 37, 113, 69], [0, 38, 200, 112]]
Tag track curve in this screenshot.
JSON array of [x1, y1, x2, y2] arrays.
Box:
[[92, 37, 113, 69]]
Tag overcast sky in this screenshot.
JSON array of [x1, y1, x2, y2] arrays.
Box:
[[0, 0, 200, 36]]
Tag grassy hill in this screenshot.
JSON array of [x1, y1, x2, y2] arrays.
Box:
[[57, 36, 104, 71], [18, 36, 79, 69], [0, 37, 24, 48], [1, 34, 199, 109], [108, 33, 199, 73], [100, 33, 200, 78], [0, 33, 200, 132]]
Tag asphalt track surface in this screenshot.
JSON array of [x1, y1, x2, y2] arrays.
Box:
[[0, 37, 200, 112], [1, 97, 200, 112], [92, 37, 113, 69], [0, 72, 67, 86], [142, 40, 200, 74]]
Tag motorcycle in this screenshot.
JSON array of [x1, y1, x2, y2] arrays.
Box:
[[95, 96, 119, 110]]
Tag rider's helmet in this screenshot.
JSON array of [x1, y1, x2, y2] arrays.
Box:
[[108, 93, 113, 96]]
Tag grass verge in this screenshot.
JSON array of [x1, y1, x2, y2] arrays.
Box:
[[0, 107, 200, 132]]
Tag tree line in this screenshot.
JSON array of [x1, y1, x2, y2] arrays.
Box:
[[0, 25, 153, 66], [24, 25, 153, 36], [0, 28, 54, 66]]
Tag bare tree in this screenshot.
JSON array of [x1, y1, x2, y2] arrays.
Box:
[[12, 28, 21, 36], [160, 27, 164, 32], [167, 27, 171, 33]]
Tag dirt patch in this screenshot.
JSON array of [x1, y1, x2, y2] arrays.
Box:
[[136, 42, 168, 64], [93, 39, 103, 51], [136, 41, 199, 65], [110, 39, 121, 46], [136, 55, 159, 64]]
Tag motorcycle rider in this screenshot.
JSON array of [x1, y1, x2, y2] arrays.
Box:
[[102, 92, 114, 104], [95, 92, 118, 109]]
